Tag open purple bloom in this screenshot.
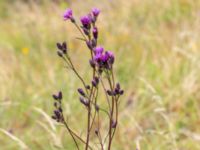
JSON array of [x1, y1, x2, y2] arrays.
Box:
[[80, 15, 91, 29], [92, 8, 100, 17], [94, 53, 103, 62], [94, 46, 104, 55], [94, 49, 115, 69], [63, 9, 73, 20]]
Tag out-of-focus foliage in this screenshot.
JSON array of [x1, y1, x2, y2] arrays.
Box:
[[0, 0, 200, 149]]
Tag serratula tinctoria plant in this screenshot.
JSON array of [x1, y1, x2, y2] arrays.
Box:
[[51, 8, 124, 150]]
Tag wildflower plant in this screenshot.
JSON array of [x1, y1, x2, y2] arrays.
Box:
[[51, 8, 124, 150]]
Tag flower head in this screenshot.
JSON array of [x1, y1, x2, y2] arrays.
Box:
[[92, 8, 100, 17], [94, 49, 115, 70], [63, 9, 73, 20], [80, 15, 92, 29], [105, 51, 115, 65], [94, 46, 104, 55]]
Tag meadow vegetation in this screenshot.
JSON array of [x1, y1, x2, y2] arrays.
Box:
[[0, 0, 200, 149]]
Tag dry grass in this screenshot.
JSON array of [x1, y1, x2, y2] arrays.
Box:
[[0, 0, 200, 149]]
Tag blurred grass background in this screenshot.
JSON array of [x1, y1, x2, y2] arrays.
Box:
[[0, 0, 200, 149]]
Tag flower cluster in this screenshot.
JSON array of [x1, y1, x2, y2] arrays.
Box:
[[92, 46, 115, 70], [52, 91, 64, 122], [56, 42, 67, 57], [51, 7, 124, 150], [107, 83, 124, 96]]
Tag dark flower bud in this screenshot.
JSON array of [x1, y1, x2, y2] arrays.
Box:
[[62, 42, 67, 54], [82, 27, 90, 36], [95, 128, 99, 135], [62, 49, 67, 54], [56, 43, 62, 50], [52, 91, 62, 100], [119, 90, 124, 95], [92, 39, 97, 48], [107, 90, 113, 96], [57, 51, 63, 57], [111, 120, 117, 128], [77, 88, 85, 97], [79, 97, 89, 107], [62, 42, 66, 49], [52, 115, 56, 120], [92, 77, 99, 87], [86, 41, 93, 50], [70, 17, 75, 23], [56, 42, 67, 54], [108, 55, 115, 65], [59, 107, 63, 112], [54, 102, 57, 107], [92, 80, 97, 87], [52, 94, 58, 100], [114, 88, 120, 95], [94, 76, 99, 84], [113, 91, 117, 96], [54, 110, 60, 117], [116, 83, 120, 90], [58, 91, 62, 100], [93, 27, 98, 39], [89, 59, 96, 68], [95, 104, 99, 112], [86, 85, 90, 90]]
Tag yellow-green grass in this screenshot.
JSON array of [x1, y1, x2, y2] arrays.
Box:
[[0, 0, 200, 149]]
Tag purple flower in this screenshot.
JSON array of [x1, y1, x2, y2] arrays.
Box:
[[80, 15, 91, 29], [63, 9, 73, 20], [94, 50, 115, 69], [105, 51, 115, 64], [92, 8, 100, 17], [94, 46, 104, 55], [94, 53, 102, 61]]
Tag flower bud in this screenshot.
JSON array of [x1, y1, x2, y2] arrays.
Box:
[[79, 97, 89, 107], [77, 88, 86, 97], [86, 85, 90, 90], [116, 83, 120, 90], [56, 43, 62, 50], [86, 41, 93, 50], [91, 39, 97, 47], [94, 76, 99, 84], [119, 90, 124, 95], [111, 120, 117, 128], [93, 27, 98, 39], [63, 9, 73, 21], [57, 51, 63, 57], [95, 104, 99, 112], [107, 90, 113, 96], [52, 115, 56, 120], [54, 102, 57, 107], [92, 80, 97, 87], [80, 15, 91, 29], [89, 59, 96, 68], [58, 91, 62, 100], [95, 128, 99, 135], [92, 8, 100, 17], [52, 94, 58, 100]]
